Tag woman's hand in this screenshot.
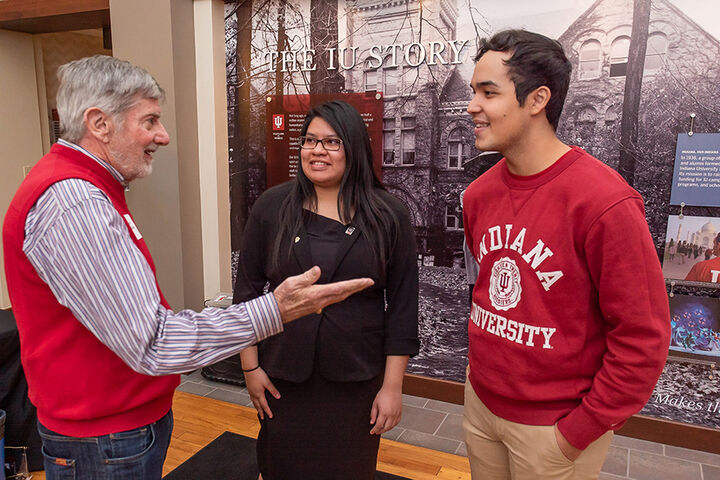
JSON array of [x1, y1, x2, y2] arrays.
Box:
[[369, 385, 402, 435], [244, 367, 280, 420]]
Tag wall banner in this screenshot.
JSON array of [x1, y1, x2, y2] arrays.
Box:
[[670, 133, 720, 207], [265, 93, 384, 187], [225, 0, 720, 431]]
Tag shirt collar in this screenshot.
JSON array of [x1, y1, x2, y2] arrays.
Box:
[[57, 138, 130, 191]]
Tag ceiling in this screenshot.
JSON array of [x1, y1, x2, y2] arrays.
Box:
[[0, 0, 109, 34]]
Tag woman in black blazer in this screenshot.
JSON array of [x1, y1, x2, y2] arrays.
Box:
[[233, 100, 419, 480]]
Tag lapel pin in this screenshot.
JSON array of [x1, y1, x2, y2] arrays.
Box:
[[345, 226, 355, 235], [294, 236, 300, 243]]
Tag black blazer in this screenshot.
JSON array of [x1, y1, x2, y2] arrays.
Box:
[[233, 182, 419, 383]]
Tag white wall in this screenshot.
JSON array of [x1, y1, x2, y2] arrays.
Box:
[[194, 0, 232, 298]]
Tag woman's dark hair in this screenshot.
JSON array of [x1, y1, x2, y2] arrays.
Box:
[[474, 29, 572, 130], [270, 100, 399, 276]]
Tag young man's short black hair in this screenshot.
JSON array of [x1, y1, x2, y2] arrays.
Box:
[[475, 29, 572, 130]]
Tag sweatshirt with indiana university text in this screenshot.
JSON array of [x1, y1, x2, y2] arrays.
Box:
[[463, 146, 670, 450]]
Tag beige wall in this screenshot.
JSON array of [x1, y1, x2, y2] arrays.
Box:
[[110, 0, 231, 310], [0, 30, 45, 309], [0, 1, 232, 311], [109, 0, 195, 310]]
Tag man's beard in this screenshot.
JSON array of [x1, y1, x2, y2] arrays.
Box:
[[110, 147, 154, 181]]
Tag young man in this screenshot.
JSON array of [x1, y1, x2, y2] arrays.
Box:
[[684, 233, 720, 283], [462, 30, 670, 479], [3, 55, 372, 479]]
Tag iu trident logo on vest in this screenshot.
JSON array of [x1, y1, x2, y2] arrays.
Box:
[[489, 257, 522, 311]]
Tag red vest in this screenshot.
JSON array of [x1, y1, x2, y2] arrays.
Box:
[[3, 143, 179, 437]]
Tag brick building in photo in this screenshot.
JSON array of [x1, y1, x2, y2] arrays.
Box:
[[344, 0, 720, 264], [556, 0, 720, 244], [228, 0, 720, 268], [345, 0, 499, 267]]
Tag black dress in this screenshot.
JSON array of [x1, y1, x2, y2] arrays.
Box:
[[256, 212, 383, 480]]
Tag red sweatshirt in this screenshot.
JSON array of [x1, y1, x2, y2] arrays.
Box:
[[684, 257, 720, 283], [463, 146, 670, 450]]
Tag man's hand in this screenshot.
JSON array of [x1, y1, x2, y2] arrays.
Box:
[[554, 424, 582, 461], [273, 266, 374, 323]]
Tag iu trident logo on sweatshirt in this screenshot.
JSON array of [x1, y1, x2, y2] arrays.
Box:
[[489, 257, 522, 311]]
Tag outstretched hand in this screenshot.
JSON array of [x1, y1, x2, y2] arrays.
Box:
[[273, 266, 374, 323]]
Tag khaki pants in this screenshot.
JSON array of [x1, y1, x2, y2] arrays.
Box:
[[463, 377, 613, 480]]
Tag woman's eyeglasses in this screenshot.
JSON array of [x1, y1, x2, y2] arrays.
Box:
[[299, 136, 343, 151]]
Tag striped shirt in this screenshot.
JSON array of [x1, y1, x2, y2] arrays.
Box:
[[23, 139, 282, 376]]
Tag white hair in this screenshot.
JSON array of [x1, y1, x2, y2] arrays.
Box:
[[56, 55, 165, 143]]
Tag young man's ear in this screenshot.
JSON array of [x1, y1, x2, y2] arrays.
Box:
[[84, 107, 113, 143], [528, 86, 551, 117]]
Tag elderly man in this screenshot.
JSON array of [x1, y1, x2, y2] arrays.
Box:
[[2, 55, 372, 479]]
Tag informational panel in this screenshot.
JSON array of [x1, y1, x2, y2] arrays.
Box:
[[265, 93, 384, 188], [670, 133, 720, 207], [639, 294, 720, 430]]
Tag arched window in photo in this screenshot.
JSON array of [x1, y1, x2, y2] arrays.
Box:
[[383, 119, 396, 165], [644, 33, 667, 74], [578, 106, 597, 124], [441, 13, 456, 41], [610, 36, 630, 77], [604, 105, 618, 124], [447, 128, 466, 169], [445, 204, 462, 230], [402, 66, 419, 90], [364, 68, 378, 92], [579, 39, 602, 79], [383, 67, 398, 96], [401, 117, 416, 165]]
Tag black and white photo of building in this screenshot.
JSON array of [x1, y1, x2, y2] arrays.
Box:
[[224, 0, 720, 426]]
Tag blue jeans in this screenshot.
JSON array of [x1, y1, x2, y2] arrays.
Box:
[[38, 410, 173, 480]]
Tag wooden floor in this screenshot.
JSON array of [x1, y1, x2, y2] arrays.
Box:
[[31, 391, 471, 479]]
